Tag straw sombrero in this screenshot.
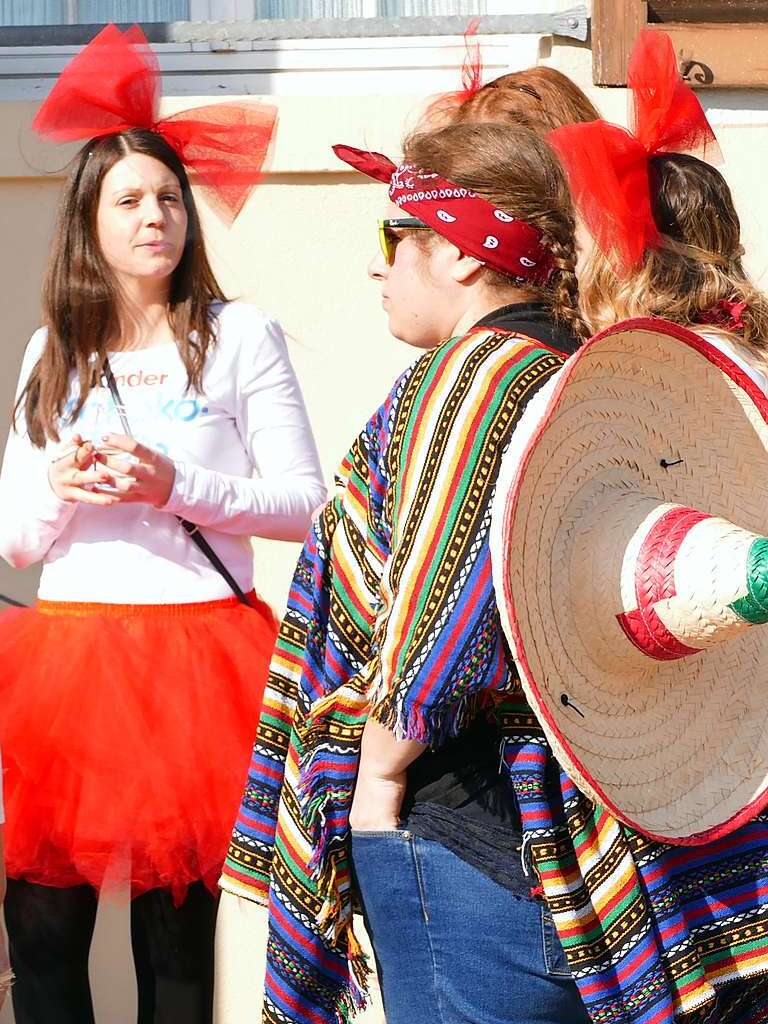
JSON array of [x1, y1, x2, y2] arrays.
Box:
[[490, 318, 768, 844]]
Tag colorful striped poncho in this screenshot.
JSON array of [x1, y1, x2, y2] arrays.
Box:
[[221, 324, 768, 1024]]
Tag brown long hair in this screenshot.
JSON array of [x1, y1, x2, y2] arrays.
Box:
[[579, 153, 768, 352], [431, 66, 600, 135], [402, 122, 588, 342], [18, 128, 226, 447]]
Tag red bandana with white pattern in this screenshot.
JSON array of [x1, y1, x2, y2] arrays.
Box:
[[334, 143, 554, 285]]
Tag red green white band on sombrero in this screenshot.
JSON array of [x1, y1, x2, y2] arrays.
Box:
[[617, 503, 768, 661], [491, 318, 768, 844]]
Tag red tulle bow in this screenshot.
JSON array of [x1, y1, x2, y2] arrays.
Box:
[[456, 19, 484, 104], [421, 19, 484, 125], [548, 30, 718, 270], [700, 299, 747, 333], [32, 23, 278, 217]]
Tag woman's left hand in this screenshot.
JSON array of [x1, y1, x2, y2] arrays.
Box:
[[96, 434, 176, 508]]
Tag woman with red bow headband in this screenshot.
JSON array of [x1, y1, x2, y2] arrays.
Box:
[[436, 62, 600, 134], [549, 30, 768, 392], [420, 21, 600, 135], [0, 24, 325, 1023]]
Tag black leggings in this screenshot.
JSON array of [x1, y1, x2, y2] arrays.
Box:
[[4, 878, 216, 1024]]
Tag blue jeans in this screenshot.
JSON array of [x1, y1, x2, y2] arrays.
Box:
[[351, 829, 591, 1024]]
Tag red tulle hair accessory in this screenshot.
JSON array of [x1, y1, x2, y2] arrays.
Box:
[[32, 23, 278, 217], [548, 30, 719, 270], [422, 19, 484, 124], [700, 298, 748, 333], [455, 19, 484, 105]]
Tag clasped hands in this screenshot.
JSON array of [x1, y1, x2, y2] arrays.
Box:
[[48, 433, 175, 508]]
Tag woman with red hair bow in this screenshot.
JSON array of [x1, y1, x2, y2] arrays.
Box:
[[0, 25, 325, 1023], [422, 20, 600, 136], [435, 62, 600, 134], [494, 29, 768, 1024], [549, 30, 768, 388]]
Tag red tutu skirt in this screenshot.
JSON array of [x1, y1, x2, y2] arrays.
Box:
[[0, 593, 277, 903]]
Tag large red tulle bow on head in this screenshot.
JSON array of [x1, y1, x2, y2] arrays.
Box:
[[548, 30, 718, 270], [32, 23, 278, 218]]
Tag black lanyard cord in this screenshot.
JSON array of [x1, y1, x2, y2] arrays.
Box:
[[101, 360, 252, 608]]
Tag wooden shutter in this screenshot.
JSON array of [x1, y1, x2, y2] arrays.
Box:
[[592, 0, 768, 88]]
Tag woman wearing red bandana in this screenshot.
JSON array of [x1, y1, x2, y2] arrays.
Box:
[[0, 25, 325, 1023], [220, 120, 592, 1024], [220, 32, 768, 1024], [550, 31, 768, 392]]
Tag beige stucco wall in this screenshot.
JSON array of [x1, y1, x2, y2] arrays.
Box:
[[3, 42, 768, 611], [0, 34, 767, 1023]]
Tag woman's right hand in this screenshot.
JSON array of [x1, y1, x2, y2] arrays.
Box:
[[48, 434, 117, 506]]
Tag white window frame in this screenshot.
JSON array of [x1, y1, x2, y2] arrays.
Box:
[[0, 5, 587, 99], [0, 33, 548, 100]]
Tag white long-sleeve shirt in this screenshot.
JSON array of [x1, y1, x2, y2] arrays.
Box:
[[0, 301, 327, 604]]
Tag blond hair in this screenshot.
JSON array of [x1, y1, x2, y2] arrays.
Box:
[[580, 153, 768, 356]]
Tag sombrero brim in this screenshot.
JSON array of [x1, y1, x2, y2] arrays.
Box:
[[491, 318, 768, 844]]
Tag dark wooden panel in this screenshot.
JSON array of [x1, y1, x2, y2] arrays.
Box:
[[593, 0, 648, 85], [648, 0, 768, 23]]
